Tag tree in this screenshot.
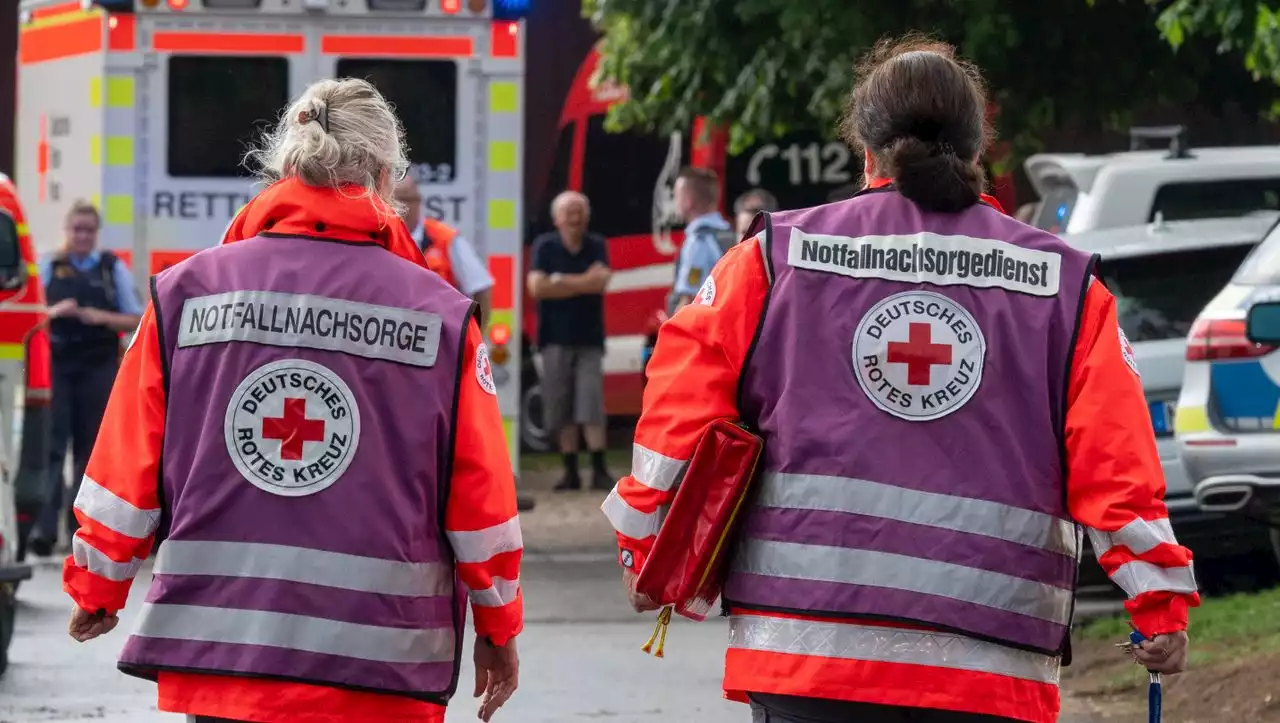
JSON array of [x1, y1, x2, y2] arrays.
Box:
[[1154, 0, 1280, 91], [584, 0, 1277, 160]]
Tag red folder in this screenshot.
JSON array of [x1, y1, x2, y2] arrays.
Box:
[[634, 419, 763, 655]]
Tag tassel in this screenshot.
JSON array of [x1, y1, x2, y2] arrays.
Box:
[[641, 606, 673, 657]]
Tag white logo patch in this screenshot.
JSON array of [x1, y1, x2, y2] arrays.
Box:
[[788, 229, 1062, 297], [620, 549, 634, 568], [696, 275, 717, 306], [224, 358, 361, 497], [1119, 325, 1140, 377], [853, 290, 987, 422], [476, 343, 497, 395]]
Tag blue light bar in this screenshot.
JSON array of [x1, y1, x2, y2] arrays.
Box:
[[492, 0, 529, 21]]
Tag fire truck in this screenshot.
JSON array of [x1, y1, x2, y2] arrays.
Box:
[[15, 0, 529, 466]]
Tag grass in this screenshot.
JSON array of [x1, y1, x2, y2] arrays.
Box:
[[1077, 585, 1280, 666], [520, 449, 633, 474]]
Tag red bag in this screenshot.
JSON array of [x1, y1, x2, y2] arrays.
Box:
[[634, 419, 763, 656]]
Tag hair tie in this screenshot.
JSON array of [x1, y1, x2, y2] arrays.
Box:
[[297, 105, 329, 134], [935, 140, 956, 157]]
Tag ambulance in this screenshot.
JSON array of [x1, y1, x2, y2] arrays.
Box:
[[15, 0, 529, 465]]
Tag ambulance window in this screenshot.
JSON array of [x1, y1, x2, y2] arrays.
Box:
[[337, 59, 457, 184], [580, 116, 678, 238], [167, 56, 289, 178]]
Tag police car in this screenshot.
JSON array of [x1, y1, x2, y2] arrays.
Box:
[[1066, 212, 1279, 587], [1175, 215, 1280, 576], [1025, 126, 1280, 236]]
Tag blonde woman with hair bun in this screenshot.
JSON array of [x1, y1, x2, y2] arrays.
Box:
[[61, 77, 523, 723]]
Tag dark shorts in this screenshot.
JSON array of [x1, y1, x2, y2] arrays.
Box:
[[540, 344, 606, 430], [749, 694, 1024, 723]]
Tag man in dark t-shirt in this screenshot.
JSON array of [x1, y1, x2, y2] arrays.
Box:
[[527, 191, 614, 491]]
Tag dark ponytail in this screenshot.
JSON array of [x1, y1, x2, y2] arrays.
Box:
[[840, 35, 993, 213], [885, 136, 984, 213]]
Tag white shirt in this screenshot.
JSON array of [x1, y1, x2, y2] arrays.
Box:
[[412, 222, 495, 297]]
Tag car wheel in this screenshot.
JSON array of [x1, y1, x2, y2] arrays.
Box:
[[0, 581, 15, 678], [520, 383, 551, 453]]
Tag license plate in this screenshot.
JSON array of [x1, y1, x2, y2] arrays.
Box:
[[1149, 399, 1175, 437]]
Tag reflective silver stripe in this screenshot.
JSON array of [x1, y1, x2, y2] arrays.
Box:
[[72, 536, 145, 582], [73, 475, 161, 540], [601, 488, 666, 540], [758, 472, 1078, 557], [132, 603, 456, 664], [1110, 561, 1198, 598], [468, 577, 520, 608], [735, 539, 1072, 624], [155, 540, 451, 597], [757, 226, 773, 285], [728, 615, 1061, 685], [176, 290, 443, 368], [631, 444, 686, 492], [447, 517, 523, 564], [1086, 517, 1177, 557]]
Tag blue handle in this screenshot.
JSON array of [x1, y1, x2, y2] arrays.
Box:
[[1130, 632, 1162, 723]]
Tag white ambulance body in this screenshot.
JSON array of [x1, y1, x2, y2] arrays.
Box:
[[16, 0, 526, 466]]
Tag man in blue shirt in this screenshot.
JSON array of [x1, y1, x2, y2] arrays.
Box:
[[28, 200, 142, 557], [669, 167, 734, 313]]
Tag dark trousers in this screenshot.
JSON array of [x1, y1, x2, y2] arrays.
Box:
[[35, 354, 118, 543], [749, 694, 1023, 723]]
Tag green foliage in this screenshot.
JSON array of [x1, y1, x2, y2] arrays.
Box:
[[584, 0, 1273, 158], [1077, 586, 1280, 665], [1153, 0, 1280, 115]]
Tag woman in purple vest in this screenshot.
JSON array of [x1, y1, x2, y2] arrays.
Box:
[[61, 78, 523, 723], [606, 34, 1198, 723]]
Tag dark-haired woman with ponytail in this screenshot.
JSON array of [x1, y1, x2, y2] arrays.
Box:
[[606, 34, 1197, 723]]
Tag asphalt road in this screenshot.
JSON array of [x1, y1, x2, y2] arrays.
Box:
[[1, 552, 1120, 723]]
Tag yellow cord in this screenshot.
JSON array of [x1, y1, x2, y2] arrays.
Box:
[[641, 606, 673, 657]]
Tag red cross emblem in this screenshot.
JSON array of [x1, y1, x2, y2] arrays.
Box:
[[887, 322, 953, 386], [481, 353, 492, 379], [262, 397, 326, 460]]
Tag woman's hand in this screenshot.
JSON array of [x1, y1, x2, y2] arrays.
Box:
[[622, 568, 660, 613]]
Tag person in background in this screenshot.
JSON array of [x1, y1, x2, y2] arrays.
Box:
[[62, 78, 521, 723], [394, 176, 495, 326], [392, 176, 537, 513], [526, 191, 614, 492], [669, 168, 733, 312], [606, 35, 1196, 723], [732, 188, 778, 238], [27, 200, 141, 558]]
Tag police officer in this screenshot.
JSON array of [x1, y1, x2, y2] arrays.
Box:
[[732, 188, 777, 238], [63, 78, 522, 723], [27, 200, 141, 558], [669, 167, 735, 313], [606, 36, 1197, 723], [393, 176, 495, 325]]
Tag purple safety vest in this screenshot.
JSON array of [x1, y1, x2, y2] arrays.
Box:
[[118, 235, 474, 703], [725, 188, 1096, 656]]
